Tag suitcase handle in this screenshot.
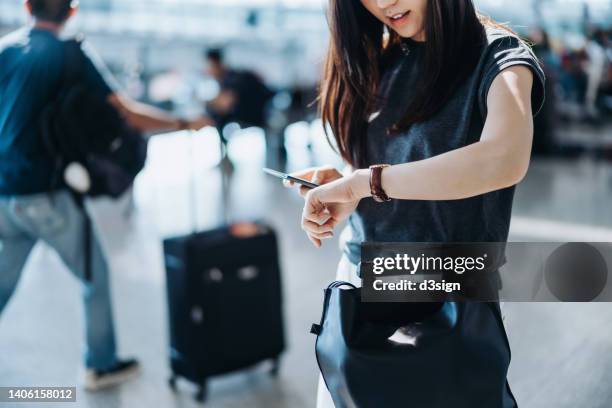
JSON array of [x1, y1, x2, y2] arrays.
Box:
[[187, 129, 232, 234], [204, 266, 260, 283]]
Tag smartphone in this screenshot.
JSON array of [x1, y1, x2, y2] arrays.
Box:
[[263, 168, 320, 189]]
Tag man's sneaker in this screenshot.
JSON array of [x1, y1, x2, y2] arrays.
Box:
[[84, 359, 140, 391]]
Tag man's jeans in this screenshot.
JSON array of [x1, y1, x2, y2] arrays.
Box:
[[0, 190, 117, 370]]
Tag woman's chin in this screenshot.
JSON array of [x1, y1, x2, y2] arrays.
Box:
[[392, 28, 422, 41]]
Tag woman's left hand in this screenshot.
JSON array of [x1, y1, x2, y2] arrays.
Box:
[[301, 171, 369, 247]]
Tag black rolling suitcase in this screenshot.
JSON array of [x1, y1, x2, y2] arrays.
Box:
[[163, 131, 285, 402], [164, 221, 285, 401]]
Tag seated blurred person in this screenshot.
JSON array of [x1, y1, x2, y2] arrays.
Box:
[[204, 48, 274, 162], [0, 0, 208, 391]]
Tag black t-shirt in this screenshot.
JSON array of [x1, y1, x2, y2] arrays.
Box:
[[342, 27, 546, 265], [0, 28, 116, 195]]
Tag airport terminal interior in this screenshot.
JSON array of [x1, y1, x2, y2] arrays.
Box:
[[1, 0, 612, 407]]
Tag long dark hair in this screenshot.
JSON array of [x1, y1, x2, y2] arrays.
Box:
[[320, 0, 494, 168]]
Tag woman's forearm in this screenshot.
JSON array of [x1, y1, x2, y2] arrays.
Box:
[[351, 137, 531, 201]]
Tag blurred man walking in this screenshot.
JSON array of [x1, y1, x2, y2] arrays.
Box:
[[0, 0, 207, 391]]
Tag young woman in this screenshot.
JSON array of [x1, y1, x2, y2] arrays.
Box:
[[287, 0, 544, 406]]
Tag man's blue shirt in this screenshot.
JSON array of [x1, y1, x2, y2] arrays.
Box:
[[0, 27, 114, 195]]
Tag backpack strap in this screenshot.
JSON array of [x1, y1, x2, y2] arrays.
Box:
[[60, 38, 86, 88], [41, 38, 86, 189], [83, 205, 93, 282], [59, 40, 93, 282]]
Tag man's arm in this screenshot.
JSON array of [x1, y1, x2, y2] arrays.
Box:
[[108, 93, 214, 133], [78, 41, 212, 134]]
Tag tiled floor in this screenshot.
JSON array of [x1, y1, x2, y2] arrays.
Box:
[[1, 125, 612, 408]]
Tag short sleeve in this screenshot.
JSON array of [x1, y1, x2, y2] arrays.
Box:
[[478, 33, 546, 118], [78, 41, 120, 98]]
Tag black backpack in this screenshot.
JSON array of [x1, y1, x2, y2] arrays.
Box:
[[41, 39, 147, 199], [225, 70, 274, 127]]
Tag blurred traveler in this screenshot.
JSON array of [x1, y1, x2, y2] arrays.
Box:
[[603, 29, 612, 112], [203, 48, 274, 162], [287, 0, 544, 407], [584, 28, 608, 118], [530, 27, 559, 154], [0, 0, 208, 391], [559, 47, 588, 109]]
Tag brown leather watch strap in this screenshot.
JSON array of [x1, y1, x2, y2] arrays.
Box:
[[369, 164, 391, 203]]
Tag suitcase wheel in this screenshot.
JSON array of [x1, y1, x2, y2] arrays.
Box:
[[168, 375, 177, 391], [194, 381, 208, 403], [270, 357, 281, 377]]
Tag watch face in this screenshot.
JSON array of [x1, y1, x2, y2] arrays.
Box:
[[372, 194, 391, 203]]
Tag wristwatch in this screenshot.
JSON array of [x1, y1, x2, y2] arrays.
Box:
[[176, 118, 190, 131], [369, 164, 391, 203]]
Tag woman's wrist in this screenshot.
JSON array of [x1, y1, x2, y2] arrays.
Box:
[[350, 169, 372, 200]]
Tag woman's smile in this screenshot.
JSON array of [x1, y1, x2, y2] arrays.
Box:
[[361, 0, 427, 40], [387, 10, 411, 28]]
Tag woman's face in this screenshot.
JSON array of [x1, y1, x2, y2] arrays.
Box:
[[360, 0, 428, 41]]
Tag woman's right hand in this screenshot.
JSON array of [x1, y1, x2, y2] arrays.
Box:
[[283, 166, 343, 196], [285, 166, 359, 247]]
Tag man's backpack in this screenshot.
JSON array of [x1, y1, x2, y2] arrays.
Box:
[[41, 39, 147, 199]]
